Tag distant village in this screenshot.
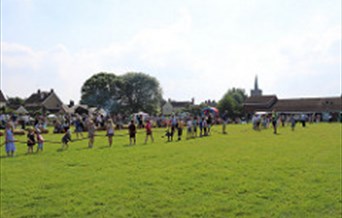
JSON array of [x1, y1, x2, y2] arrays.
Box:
[[0, 77, 341, 123]]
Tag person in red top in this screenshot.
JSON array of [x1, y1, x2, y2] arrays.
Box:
[[144, 119, 154, 144]]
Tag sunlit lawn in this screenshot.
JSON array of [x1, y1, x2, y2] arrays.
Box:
[[0, 123, 341, 217]]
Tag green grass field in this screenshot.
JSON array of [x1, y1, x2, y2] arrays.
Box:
[[1, 123, 341, 218]]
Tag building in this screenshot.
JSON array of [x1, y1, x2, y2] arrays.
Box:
[[250, 75, 262, 97], [243, 95, 277, 113], [162, 98, 195, 115], [24, 89, 63, 113], [0, 90, 7, 108], [243, 78, 342, 121]]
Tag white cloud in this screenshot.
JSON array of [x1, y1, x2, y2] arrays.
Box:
[[1, 6, 340, 104]]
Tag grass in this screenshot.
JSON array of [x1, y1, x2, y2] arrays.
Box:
[[0, 123, 341, 217]]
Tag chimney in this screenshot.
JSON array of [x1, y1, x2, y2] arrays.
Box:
[[69, 100, 75, 108], [50, 89, 54, 93], [38, 89, 41, 94]]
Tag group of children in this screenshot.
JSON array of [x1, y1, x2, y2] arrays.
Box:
[[252, 111, 303, 134], [2, 114, 217, 157], [164, 115, 213, 142], [3, 122, 45, 157]]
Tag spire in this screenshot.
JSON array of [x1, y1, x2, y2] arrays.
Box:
[[251, 75, 262, 97], [254, 75, 258, 90]]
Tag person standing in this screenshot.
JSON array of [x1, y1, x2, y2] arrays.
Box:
[[177, 119, 184, 141], [62, 126, 72, 149], [301, 114, 307, 127], [74, 117, 84, 139], [186, 118, 193, 140], [87, 120, 96, 148], [290, 115, 296, 131], [36, 129, 44, 152], [144, 120, 154, 144], [207, 114, 213, 135], [128, 120, 137, 145], [106, 119, 115, 147], [272, 110, 278, 134], [222, 110, 228, 134], [5, 122, 16, 157]]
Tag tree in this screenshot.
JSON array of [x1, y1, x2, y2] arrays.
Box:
[[218, 88, 247, 118], [7, 97, 25, 108], [80, 72, 122, 113], [80, 72, 163, 115], [120, 72, 163, 115]]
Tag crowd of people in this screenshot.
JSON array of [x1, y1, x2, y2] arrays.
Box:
[[1, 111, 228, 157], [1, 109, 318, 158]]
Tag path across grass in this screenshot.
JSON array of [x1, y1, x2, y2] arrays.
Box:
[[1, 123, 341, 217]]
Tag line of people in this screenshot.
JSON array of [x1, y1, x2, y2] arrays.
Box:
[[2, 113, 219, 157]]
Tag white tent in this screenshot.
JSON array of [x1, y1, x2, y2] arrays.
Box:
[[47, 114, 57, 119], [16, 106, 28, 114], [132, 111, 149, 122]]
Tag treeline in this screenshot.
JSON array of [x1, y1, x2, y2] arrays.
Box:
[[80, 72, 247, 118]]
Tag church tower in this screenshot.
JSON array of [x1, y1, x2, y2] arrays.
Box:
[[251, 75, 262, 97]]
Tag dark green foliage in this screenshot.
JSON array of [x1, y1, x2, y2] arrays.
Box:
[[119, 72, 163, 115], [80, 72, 162, 115], [218, 88, 247, 118], [7, 97, 25, 108], [80, 72, 121, 112]]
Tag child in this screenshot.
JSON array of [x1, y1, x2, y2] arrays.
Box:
[[272, 110, 278, 134], [171, 115, 177, 139], [290, 115, 296, 131], [192, 116, 198, 138], [202, 117, 208, 136], [165, 122, 173, 142], [144, 120, 154, 144], [74, 117, 84, 139], [106, 119, 115, 147], [221, 111, 228, 134], [62, 126, 72, 149], [177, 119, 184, 141], [5, 122, 16, 157], [199, 117, 204, 137], [87, 120, 96, 148], [27, 128, 36, 154], [128, 120, 136, 145], [207, 114, 212, 135], [186, 118, 193, 140], [36, 129, 44, 152], [165, 127, 172, 142]]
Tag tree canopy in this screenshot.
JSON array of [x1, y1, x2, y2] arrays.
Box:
[[80, 72, 121, 112], [217, 88, 247, 118], [80, 72, 162, 115], [120, 72, 163, 115]]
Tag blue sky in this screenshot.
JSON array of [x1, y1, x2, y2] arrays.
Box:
[[1, 0, 341, 104]]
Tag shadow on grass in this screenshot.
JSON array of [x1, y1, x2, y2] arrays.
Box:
[[75, 147, 93, 151], [56, 148, 66, 152], [98, 145, 111, 150]]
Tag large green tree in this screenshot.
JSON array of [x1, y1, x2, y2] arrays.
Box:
[[217, 88, 247, 118], [80, 72, 122, 113], [80, 72, 162, 115], [120, 72, 163, 114]]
